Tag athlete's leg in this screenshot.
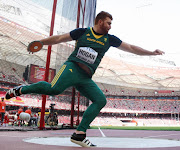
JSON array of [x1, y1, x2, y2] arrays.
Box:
[[21, 64, 69, 95], [6, 62, 76, 99], [71, 79, 106, 147], [75, 79, 107, 132]]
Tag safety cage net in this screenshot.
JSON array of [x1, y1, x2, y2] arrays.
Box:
[[0, 0, 97, 128]]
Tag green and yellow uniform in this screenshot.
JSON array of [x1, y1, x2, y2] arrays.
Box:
[[68, 27, 111, 75], [21, 27, 122, 132]]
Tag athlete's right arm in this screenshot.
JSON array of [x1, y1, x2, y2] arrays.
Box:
[[40, 33, 73, 45], [40, 28, 87, 46]]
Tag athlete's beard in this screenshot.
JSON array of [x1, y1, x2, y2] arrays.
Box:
[[101, 22, 109, 34]]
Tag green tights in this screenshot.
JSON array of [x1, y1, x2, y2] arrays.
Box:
[[21, 61, 107, 132]]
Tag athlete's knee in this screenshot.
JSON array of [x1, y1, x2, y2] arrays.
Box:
[[35, 81, 59, 95], [37, 81, 50, 86], [37, 81, 54, 94], [96, 97, 107, 109], [100, 98, 107, 108]]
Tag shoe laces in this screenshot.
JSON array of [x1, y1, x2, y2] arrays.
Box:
[[10, 89, 17, 97]]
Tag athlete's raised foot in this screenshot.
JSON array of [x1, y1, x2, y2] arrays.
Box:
[[70, 132, 96, 147], [5, 85, 24, 99]]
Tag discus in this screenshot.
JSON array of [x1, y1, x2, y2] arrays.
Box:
[[27, 41, 43, 53]]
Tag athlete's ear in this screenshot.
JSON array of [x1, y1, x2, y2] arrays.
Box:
[[98, 19, 103, 25]]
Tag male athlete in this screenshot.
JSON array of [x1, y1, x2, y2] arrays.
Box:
[[5, 11, 164, 147]]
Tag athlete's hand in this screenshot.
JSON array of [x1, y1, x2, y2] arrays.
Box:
[[27, 41, 43, 54], [152, 49, 165, 55]]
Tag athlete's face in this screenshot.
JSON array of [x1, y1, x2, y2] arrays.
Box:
[[100, 17, 112, 34]]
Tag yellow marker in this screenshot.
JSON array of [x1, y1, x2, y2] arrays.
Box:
[[69, 69, 73, 72]]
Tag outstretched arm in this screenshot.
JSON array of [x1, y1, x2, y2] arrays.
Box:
[[118, 41, 165, 56], [27, 33, 73, 53], [40, 33, 73, 45]]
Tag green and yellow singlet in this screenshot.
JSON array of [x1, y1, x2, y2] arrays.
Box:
[[68, 27, 122, 75]]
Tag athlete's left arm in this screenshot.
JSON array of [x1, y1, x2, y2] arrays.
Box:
[[117, 41, 165, 56]]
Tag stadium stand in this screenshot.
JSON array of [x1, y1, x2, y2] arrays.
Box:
[[1, 0, 180, 127]]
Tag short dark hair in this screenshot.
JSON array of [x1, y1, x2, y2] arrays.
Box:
[[95, 11, 113, 25]]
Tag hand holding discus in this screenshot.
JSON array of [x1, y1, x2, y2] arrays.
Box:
[[27, 41, 43, 54]]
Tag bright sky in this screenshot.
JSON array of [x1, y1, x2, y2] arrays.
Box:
[[96, 0, 180, 67]]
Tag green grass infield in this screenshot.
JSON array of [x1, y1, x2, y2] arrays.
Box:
[[90, 126, 180, 131]]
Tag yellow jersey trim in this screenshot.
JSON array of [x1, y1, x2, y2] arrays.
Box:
[[90, 27, 103, 39]]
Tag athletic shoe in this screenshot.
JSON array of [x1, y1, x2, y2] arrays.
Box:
[[70, 132, 96, 147], [5, 85, 24, 99]]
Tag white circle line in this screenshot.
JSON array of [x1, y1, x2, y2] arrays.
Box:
[[144, 133, 180, 139], [23, 137, 180, 148]]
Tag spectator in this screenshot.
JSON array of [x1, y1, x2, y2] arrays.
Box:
[[0, 97, 6, 126], [25, 107, 38, 126], [25, 107, 32, 126], [17, 106, 24, 119], [31, 112, 38, 126], [17, 106, 24, 126], [25, 107, 32, 115]]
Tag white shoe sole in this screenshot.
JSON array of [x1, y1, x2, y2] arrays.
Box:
[[70, 139, 96, 147]]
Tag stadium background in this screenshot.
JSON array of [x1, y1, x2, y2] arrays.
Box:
[[0, 0, 180, 128]]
